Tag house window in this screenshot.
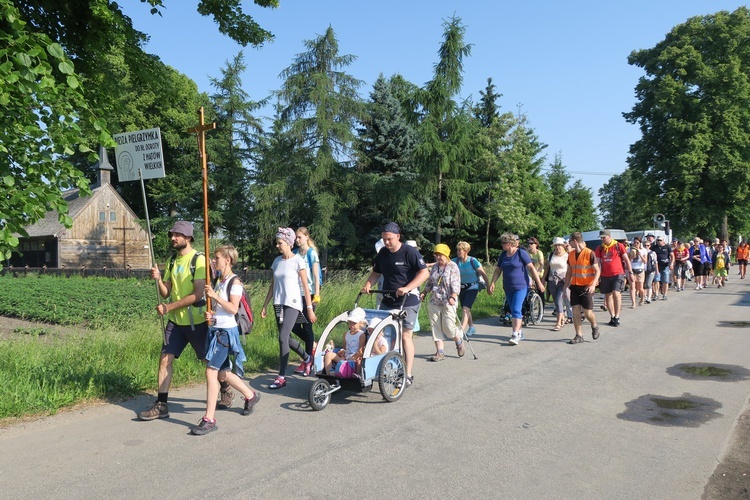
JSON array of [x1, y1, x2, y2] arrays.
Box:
[[110, 211, 116, 222], [99, 211, 106, 222]]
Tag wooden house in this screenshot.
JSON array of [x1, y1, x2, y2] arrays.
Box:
[[10, 148, 152, 269]]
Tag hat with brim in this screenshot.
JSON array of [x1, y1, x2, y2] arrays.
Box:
[[552, 237, 565, 246], [168, 221, 194, 241]]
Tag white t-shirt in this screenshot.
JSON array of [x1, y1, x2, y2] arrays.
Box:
[[212, 274, 243, 328], [271, 254, 308, 311], [631, 248, 647, 271], [344, 330, 364, 359], [547, 253, 568, 281]]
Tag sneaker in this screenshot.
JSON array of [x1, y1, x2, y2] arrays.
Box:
[[695, 285, 701, 290], [614, 317, 620, 327], [430, 352, 446, 362], [592, 325, 600, 340], [568, 335, 584, 344], [600, 305, 608, 311], [242, 391, 261, 416], [138, 401, 169, 421], [303, 359, 313, 376], [190, 417, 217, 435], [456, 342, 466, 357], [269, 376, 286, 390], [406, 375, 414, 387], [607, 318, 617, 326], [645, 298, 651, 304], [508, 332, 520, 346], [467, 326, 476, 336], [217, 388, 234, 409], [662, 295, 667, 301]]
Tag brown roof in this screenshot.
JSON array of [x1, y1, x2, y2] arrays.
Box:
[[20, 188, 92, 238]]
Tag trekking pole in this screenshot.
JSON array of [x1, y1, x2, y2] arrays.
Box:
[[458, 321, 478, 360]]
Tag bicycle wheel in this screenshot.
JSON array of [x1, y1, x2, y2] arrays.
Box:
[[529, 291, 544, 325]]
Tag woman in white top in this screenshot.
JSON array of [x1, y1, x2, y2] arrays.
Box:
[[190, 245, 260, 436], [261, 228, 317, 390], [544, 237, 569, 331], [629, 237, 648, 306]]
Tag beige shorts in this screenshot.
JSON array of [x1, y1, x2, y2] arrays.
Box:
[[632, 271, 645, 283], [428, 302, 461, 341]]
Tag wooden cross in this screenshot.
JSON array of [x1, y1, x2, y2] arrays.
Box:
[[187, 107, 216, 309], [112, 226, 134, 268]]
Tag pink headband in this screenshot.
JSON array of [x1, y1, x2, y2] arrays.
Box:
[[276, 227, 295, 247]]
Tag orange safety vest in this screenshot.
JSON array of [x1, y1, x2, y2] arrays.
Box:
[[568, 248, 596, 286], [737, 245, 749, 261]]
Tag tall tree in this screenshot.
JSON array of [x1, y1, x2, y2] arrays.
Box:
[[354, 75, 421, 255], [416, 16, 479, 244], [624, 7, 750, 237], [207, 51, 265, 263], [273, 26, 364, 249], [0, 0, 110, 259]]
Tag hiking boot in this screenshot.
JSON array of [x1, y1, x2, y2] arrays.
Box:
[[218, 388, 234, 409], [592, 325, 600, 340], [430, 352, 445, 362], [138, 401, 169, 421], [456, 342, 466, 357], [190, 417, 217, 435], [568, 335, 584, 344], [242, 391, 261, 416]]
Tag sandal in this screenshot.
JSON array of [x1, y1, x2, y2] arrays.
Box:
[[269, 376, 286, 390], [565, 318, 573, 324], [552, 325, 561, 331]]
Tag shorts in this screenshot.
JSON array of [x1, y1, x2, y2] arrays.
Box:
[[205, 327, 235, 371], [569, 285, 594, 310], [673, 262, 687, 279], [738, 259, 748, 266], [380, 303, 420, 331], [715, 267, 728, 277], [162, 320, 209, 359], [458, 287, 479, 309], [702, 262, 712, 275], [631, 270, 645, 283], [658, 268, 671, 283], [599, 275, 625, 294]]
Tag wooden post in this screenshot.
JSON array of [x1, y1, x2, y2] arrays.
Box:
[[187, 107, 216, 309]]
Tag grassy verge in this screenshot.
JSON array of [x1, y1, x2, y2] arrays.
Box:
[[0, 272, 503, 420]]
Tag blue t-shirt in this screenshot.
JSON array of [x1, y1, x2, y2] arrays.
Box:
[[496, 249, 532, 292], [373, 244, 427, 308], [452, 256, 481, 287]]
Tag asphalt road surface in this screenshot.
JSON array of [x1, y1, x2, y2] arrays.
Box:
[[2, 278, 750, 500]]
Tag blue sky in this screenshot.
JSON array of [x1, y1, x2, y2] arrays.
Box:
[[120, 1, 748, 205]]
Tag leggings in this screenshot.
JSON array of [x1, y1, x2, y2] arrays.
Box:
[[276, 305, 307, 376], [291, 299, 315, 358]]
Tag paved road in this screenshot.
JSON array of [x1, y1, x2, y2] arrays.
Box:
[[2, 279, 750, 499]]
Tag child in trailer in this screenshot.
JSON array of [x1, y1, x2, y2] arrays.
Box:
[[324, 307, 367, 377], [367, 317, 389, 355]]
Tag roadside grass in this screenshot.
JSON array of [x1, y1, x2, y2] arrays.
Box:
[[0, 271, 503, 420]]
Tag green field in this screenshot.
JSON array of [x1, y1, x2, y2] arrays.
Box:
[[0, 272, 502, 420]]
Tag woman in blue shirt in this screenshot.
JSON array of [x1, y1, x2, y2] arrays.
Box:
[[452, 241, 489, 336], [488, 233, 545, 346]]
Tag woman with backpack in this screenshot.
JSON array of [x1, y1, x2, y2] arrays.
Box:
[[452, 241, 489, 336], [190, 245, 260, 436], [544, 237, 569, 331], [643, 240, 658, 303], [291, 227, 321, 376]]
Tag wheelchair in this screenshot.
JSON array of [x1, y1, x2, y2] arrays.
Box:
[[500, 288, 545, 326]]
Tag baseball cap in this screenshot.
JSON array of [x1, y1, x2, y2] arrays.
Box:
[[382, 222, 400, 234], [599, 229, 611, 237], [656, 236, 664, 241], [168, 221, 194, 241]]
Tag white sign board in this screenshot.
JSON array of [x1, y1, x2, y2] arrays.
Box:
[[113, 127, 166, 182]]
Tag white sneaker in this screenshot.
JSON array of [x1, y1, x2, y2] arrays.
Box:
[[508, 332, 520, 346]]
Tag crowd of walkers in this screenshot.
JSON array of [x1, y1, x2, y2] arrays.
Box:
[[137, 220, 743, 435]]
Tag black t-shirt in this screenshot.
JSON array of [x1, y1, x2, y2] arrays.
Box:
[[373, 244, 427, 308], [653, 244, 671, 271]]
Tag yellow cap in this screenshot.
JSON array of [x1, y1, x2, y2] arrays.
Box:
[[433, 243, 451, 259]]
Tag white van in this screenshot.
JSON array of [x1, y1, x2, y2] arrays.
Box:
[[574, 229, 628, 251]]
